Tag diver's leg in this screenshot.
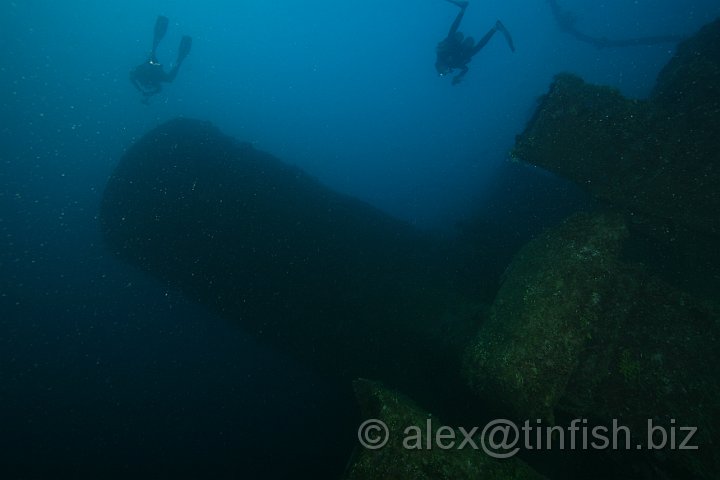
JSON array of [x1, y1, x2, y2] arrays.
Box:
[[470, 25, 497, 56], [470, 20, 515, 56], [470, 21, 515, 54], [446, 0, 468, 37], [177, 36, 192, 64], [165, 65, 180, 83], [445, 0, 469, 9], [165, 36, 192, 83]]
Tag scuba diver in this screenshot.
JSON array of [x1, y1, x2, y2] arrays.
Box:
[[435, 0, 515, 85], [130, 16, 192, 103]]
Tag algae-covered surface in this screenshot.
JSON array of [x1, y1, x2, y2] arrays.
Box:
[[100, 118, 478, 407], [99, 18, 720, 479], [464, 213, 631, 423], [456, 18, 720, 480], [344, 379, 545, 480], [463, 212, 720, 478], [513, 19, 720, 237]]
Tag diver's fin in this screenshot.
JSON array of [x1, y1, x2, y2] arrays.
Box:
[[153, 15, 169, 53], [177, 35, 192, 64], [495, 20, 515, 52], [444, 0, 469, 8]]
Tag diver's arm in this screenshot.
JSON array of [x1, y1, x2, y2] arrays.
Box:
[[131, 77, 161, 96], [452, 65, 469, 85], [130, 74, 145, 93]]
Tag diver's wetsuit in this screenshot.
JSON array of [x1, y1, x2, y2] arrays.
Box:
[[435, 0, 515, 85], [130, 16, 192, 102]]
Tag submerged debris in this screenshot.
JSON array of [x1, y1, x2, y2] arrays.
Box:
[[514, 19, 720, 238], [344, 379, 545, 480], [463, 213, 720, 478], [100, 118, 476, 408]]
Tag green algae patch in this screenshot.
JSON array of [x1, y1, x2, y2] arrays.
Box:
[[464, 213, 629, 423], [344, 379, 545, 480], [463, 212, 720, 478]]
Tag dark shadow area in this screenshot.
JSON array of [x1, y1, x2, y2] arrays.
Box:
[[452, 161, 596, 303]]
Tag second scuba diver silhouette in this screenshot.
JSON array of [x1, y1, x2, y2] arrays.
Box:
[[130, 16, 192, 103], [435, 0, 515, 85]]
